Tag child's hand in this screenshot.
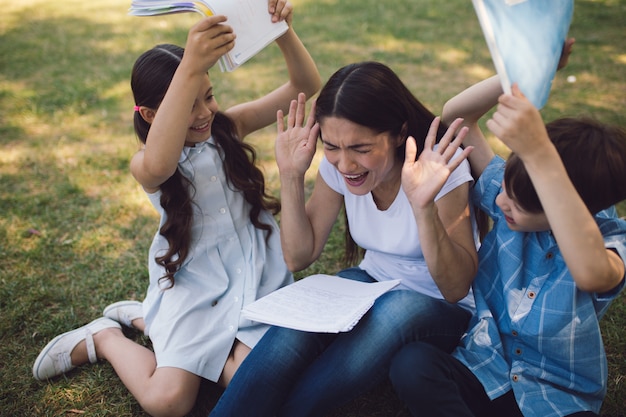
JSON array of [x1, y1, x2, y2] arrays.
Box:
[[557, 37, 575, 70], [486, 84, 551, 160], [269, 0, 293, 25], [275, 93, 319, 177], [402, 117, 472, 209], [184, 15, 235, 72]]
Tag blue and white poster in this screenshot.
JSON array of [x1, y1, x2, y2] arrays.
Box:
[[472, 0, 574, 109]]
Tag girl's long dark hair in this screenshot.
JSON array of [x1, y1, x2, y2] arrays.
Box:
[[131, 44, 280, 288], [314, 62, 448, 265]]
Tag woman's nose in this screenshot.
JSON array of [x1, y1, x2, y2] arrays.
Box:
[[337, 152, 357, 173]]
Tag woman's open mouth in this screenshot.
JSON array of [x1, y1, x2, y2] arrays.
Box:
[[343, 172, 368, 187]]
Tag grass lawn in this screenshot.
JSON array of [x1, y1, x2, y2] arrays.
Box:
[[1, 0, 625, 415]]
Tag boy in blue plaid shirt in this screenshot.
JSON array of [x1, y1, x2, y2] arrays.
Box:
[[389, 73, 626, 417]]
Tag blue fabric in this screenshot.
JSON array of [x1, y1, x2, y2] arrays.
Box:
[[210, 267, 471, 417], [472, 0, 574, 108], [390, 341, 599, 417], [451, 156, 626, 417]]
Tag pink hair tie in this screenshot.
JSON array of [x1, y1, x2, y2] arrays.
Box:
[[134, 105, 141, 112]]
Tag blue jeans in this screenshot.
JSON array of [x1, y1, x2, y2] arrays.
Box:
[[389, 342, 599, 417], [210, 267, 472, 417]]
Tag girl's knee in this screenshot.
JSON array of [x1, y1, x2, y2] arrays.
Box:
[[140, 387, 197, 417], [138, 371, 201, 417]]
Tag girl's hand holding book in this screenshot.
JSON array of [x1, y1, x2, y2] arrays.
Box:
[[269, 0, 293, 26], [184, 15, 236, 73]]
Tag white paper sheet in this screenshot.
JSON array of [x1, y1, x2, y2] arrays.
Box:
[[129, 0, 288, 71], [241, 274, 401, 333]]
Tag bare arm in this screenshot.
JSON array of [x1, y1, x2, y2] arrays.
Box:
[[275, 94, 342, 271], [487, 85, 624, 293], [226, 0, 321, 139], [442, 39, 576, 180], [417, 185, 478, 302], [441, 76, 502, 179], [130, 16, 235, 192], [402, 118, 478, 302], [280, 173, 344, 271]]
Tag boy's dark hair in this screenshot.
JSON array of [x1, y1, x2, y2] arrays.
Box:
[[504, 117, 626, 214], [130, 44, 280, 288]]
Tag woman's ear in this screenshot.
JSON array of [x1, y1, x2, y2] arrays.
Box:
[[138, 107, 156, 124]]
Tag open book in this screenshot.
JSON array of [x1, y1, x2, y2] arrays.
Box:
[[129, 1, 289, 72], [242, 274, 401, 333], [472, 0, 574, 109]]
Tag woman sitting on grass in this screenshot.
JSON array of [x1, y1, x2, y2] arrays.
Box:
[[210, 61, 479, 417]]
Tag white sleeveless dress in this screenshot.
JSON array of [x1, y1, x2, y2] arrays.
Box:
[[142, 137, 292, 382]]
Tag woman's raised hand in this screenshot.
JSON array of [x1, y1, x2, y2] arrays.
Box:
[[275, 93, 320, 178], [402, 117, 473, 209]]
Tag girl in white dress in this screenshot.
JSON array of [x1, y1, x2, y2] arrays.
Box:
[[32, 2, 320, 416]]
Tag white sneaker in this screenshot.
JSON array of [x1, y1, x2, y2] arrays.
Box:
[[103, 300, 143, 328], [32, 317, 121, 380]]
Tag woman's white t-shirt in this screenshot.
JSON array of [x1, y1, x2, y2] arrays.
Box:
[[318, 149, 476, 311]]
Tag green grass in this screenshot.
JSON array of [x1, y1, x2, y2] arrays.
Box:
[[1, 0, 625, 415]]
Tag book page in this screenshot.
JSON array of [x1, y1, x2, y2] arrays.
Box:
[[128, 0, 288, 71], [472, 0, 574, 109], [241, 274, 401, 333], [203, 0, 288, 70]]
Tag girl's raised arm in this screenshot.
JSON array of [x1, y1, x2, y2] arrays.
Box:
[[225, 0, 321, 139], [402, 118, 478, 302], [131, 16, 235, 192]]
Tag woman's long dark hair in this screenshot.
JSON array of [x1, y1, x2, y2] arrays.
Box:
[[131, 44, 280, 288], [314, 62, 449, 265]]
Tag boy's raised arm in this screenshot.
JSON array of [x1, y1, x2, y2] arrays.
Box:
[[442, 38, 575, 180], [487, 85, 625, 293], [442, 76, 502, 179]]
